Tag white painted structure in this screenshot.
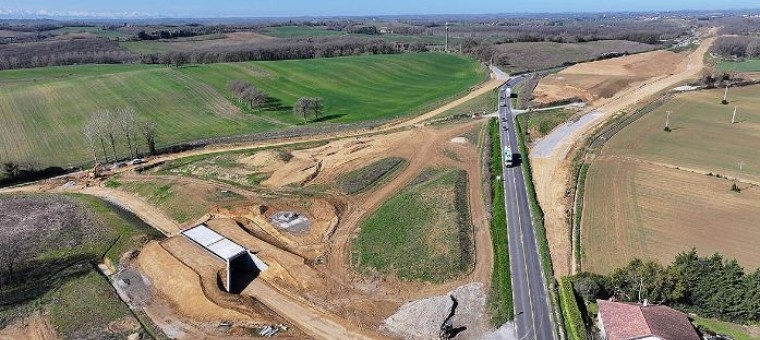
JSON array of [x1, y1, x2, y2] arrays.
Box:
[[181, 224, 268, 292]]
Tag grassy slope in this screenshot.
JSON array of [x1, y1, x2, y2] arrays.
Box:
[[0, 53, 482, 167], [717, 59, 760, 73], [438, 88, 498, 118], [0, 194, 161, 338], [117, 178, 249, 223], [352, 168, 473, 282], [180, 53, 483, 124], [603, 86, 760, 182], [337, 157, 407, 194], [693, 316, 760, 340], [517, 108, 578, 143]]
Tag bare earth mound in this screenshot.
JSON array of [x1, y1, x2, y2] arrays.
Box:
[[533, 50, 686, 106]]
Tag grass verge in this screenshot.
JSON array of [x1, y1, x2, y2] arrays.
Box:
[[487, 119, 514, 324], [352, 168, 473, 282], [693, 316, 760, 340]]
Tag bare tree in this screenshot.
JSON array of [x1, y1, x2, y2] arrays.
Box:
[[293, 97, 323, 121], [293, 97, 311, 121], [140, 120, 158, 155], [96, 110, 119, 162], [82, 121, 100, 164], [117, 107, 138, 159], [227, 80, 250, 102], [310, 97, 323, 119], [92, 113, 111, 163], [2, 162, 20, 179], [0, 236, 22, 285], [242, 86, 268, 110]]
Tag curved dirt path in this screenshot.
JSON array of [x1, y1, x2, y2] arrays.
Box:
[[530, 33, 716, 276]]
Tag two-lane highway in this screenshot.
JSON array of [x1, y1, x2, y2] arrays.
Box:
[[498, 77, 556, 340]]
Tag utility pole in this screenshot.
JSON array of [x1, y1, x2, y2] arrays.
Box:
[[732, 106, 738, 124], [445, 22, 449, 53]]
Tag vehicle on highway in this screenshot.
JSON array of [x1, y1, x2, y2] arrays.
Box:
[[503, 145, 514, 167]]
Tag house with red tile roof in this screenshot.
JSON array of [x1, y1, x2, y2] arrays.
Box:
[[597, 300, 700, 340]]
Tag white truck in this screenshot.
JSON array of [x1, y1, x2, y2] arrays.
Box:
[[504, 145, 514, 168]]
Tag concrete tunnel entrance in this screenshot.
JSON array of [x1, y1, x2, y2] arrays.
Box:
[[181, 224, 268, 293]]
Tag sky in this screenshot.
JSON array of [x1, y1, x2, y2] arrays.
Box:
[[1, 0, 759, 18]]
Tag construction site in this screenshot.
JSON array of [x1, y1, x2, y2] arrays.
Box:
[[2, 117, 505, 339]]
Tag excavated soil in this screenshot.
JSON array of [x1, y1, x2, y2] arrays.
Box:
[[0, 311, 58, 340], [533, 50, 686, 106]]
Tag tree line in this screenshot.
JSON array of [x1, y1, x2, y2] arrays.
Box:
[[711, 36, 760, 59], [571, 249, 760, 324], [0, 36, 408, 71], [82, 108, 158, 165], [0, 39, 138, 70]]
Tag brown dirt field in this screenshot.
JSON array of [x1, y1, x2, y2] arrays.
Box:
[[533, 50, 686, 105], [0, 311, 57, 340], [136, 241, 254, 323], [581, 158, 760, 274], [237, 150, 291, 172], [531, 33, 716, 276]]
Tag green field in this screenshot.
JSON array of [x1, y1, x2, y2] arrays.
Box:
[[260, 26, 347, 38], [352, 168, 473, 282], [603, 86, 760, 182], [0, 53, 483, 167], [717, 59, 760, 73]]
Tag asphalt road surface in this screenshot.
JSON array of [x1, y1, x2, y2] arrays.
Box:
[[498, 77, 556, 340]]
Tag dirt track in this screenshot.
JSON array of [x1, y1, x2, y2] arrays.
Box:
[[530, 33, 716, 276]]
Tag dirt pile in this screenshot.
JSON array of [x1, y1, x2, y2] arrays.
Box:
[[533, 50, 686, 106], [0, 311, 58, 340], [382, 283, 492, 340], [262, 134, 408, 187], [237, 150, 292, 172]]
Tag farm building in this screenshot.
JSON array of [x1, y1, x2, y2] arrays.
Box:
[[181, 224, 268, 293], [597, 300, 699, 340]]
